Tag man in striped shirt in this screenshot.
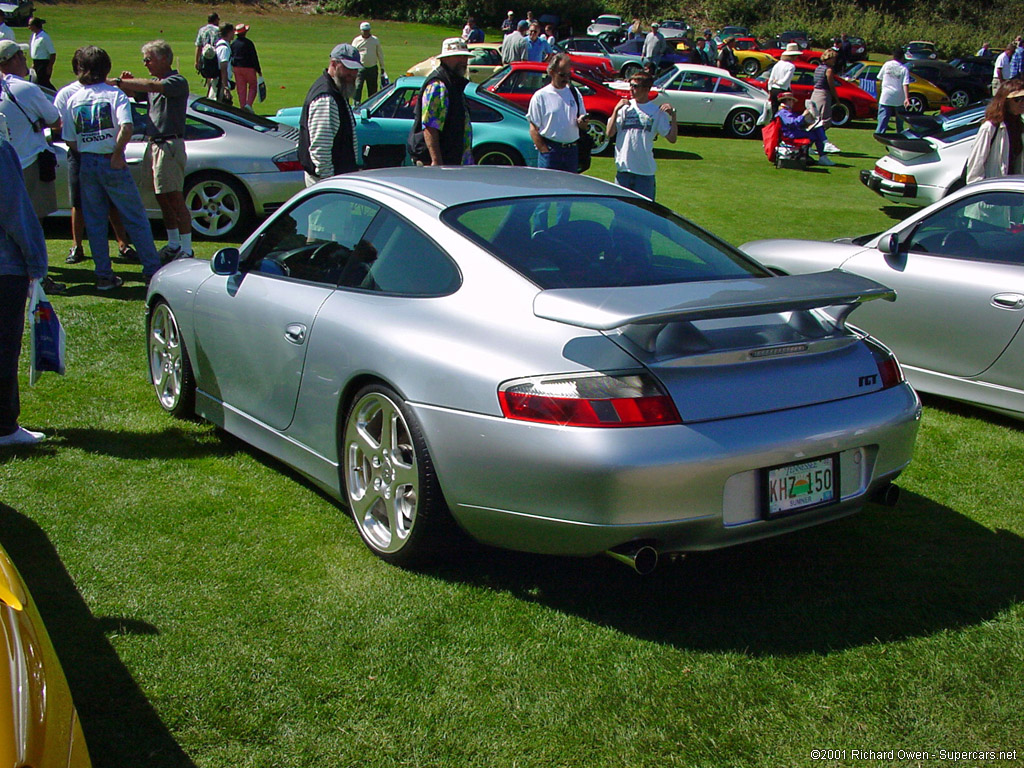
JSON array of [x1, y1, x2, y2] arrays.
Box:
[[298, 44, 362, 185]]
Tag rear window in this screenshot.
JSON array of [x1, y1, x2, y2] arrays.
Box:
[[442, 196, 769, 289]]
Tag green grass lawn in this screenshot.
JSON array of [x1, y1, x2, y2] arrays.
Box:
[[3, 4, 1024, 768]]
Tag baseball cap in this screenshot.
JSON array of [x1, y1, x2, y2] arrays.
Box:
[[330, 43, 363, 69], [360, 22, 371, 31], [438, 37, 471, 58], [0, 39, 22, 64], [235, 23, 250, 33], [507, 10, 514, 16], [777, 91, 798, 103]]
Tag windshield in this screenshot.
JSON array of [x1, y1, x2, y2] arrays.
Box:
[[442, 196, 769, 289]]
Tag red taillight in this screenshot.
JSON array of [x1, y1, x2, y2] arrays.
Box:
[[866, 339, 905, 390], [498, 373, 681, 427], [274, 159, 304, 172]]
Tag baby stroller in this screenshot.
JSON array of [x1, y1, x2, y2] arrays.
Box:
[[762, 117, 811, 170]]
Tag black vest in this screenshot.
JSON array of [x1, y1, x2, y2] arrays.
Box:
[[298, 71, 357, 178], [413, 65, 469, 165]]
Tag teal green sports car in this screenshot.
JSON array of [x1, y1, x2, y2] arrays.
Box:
[[273, 77, 538, 168]]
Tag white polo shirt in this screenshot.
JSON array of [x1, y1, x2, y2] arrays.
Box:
[[527, 84, 581, 144]]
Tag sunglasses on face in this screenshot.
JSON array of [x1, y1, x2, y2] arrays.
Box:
[[1012, 96, 1024, 104], [143, 57, 152, 64]]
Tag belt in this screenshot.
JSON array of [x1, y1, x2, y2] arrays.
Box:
[[149, 135, 183, 142], [544, 139, 578, 148]]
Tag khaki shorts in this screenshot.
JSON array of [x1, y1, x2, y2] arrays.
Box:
[[23, 155, 57, 219], [146, 138, 186, 194]]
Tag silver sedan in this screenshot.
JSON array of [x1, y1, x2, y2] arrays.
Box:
[[145, 167, 920, 571], [743, 177, 1024, 420], [50, 96, 304, 240]]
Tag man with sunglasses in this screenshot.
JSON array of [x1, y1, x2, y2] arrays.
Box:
[[527, 53, 588, 173], [607, 72, 676, 201], [111, 40, 193, 260]]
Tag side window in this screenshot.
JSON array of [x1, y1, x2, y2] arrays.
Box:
[[714, 77, 745, 94], [374, 87, 418, 119], [184, 116, 223, 141], [247, 193, 381, 286], [492, 72, 517, 94], [906, 191, 1024, 263], [357, 212, 460, 296], [675, 73, 714, 92], [466, 99, 502, 123]]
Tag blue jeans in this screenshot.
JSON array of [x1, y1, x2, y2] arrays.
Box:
[[876, 104, 904, 135], [537, 143, 578, 173], [79, 152, 161, 278], [616, 171, 656, 200]]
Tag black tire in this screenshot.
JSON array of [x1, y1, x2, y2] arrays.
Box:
[[725, 108, 759, 138], [472, 143, 525, 166], [905, 93, 926, 113], [342, 383, 453, 566], [741, 57, 761, 76], [621, 62, 642, 79], [808, 57, 821, 66], [831, 100, 853, 127], [147, 301, 196, 419], [949, 89, 970, 109], [183, 171, 254, 241]]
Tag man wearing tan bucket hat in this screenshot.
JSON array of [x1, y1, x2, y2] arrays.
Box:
[[409, 38, 474, 166]]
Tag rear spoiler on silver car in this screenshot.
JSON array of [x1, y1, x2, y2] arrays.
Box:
[[533, 269, 895, 331]]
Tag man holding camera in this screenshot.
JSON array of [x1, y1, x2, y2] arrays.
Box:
[[0, 40, 60, 222]]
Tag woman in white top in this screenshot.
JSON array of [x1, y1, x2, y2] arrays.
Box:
[[965, 79, 1024, 184]]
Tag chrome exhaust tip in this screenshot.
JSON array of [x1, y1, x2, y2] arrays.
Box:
[[605, 544, 659, 575]]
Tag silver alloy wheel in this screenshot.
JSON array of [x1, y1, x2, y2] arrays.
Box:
[[184, 174, 249, 239], [831, 100, 852, 127], [345, 391, 419, 555], [726, 108, 758, 138], [586, 118, 610, 154], [148, 302, 193, 415], [905, 94, 926, 113], [742, 57, 761, 75], [949, 89, 970, 109]]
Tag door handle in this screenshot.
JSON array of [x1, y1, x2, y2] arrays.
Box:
[[991, 293, 1024, 310], [284, 323, 307, 344]]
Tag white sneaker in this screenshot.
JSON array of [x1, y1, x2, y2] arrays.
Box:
[[823, 142, 841, 154], [816, 154, 836, 166], [0, 427, 46, 446]]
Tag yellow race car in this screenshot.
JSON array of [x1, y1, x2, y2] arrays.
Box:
[[1, 543, 91, 768], [844, 61, 951, 112]]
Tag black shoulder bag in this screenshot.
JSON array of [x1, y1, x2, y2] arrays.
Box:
[[570, 86, 593, 172]]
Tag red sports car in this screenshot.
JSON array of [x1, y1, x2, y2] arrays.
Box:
[[749, 38, 828, 65], [745, 60, 877, 126], [480, 62, 626, 154]]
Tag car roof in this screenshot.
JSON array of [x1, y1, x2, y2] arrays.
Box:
[[664, 63, 734, 76], [315, 167, 623, 210]]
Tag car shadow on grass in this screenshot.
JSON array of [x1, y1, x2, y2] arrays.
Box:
[[423, 493, 1024, 657], [0, 504, 198, 768], [880, 205, 918, 222], [652, 147, 702, 160], [44, 426, 241, 459]]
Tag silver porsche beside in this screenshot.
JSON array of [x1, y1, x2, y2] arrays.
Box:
[[743, 177, 1024, 421], [146, 167, 920, 571]]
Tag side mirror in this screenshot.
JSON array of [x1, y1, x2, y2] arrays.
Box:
[[358, 108, 370, 121], [877, 233, 900, 255], [211, 247, 240, 275]]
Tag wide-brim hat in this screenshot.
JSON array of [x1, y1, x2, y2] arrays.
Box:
[[438, 37, 472, 58], [235, 24, 250, 34], [781, 42, 802, 57], [1007, 88, 1024, 99], [777, 91, 799, 103]]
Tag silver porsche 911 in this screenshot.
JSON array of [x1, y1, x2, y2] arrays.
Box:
[[743, 177, 1024, 422], [145, 167, 920, 571]]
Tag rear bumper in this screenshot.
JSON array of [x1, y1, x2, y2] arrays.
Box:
[[414, 384, 922, 556], [860, 168, 924, 203]]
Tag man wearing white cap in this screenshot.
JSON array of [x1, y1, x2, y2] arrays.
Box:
[[299, 44, 362, 185], [410, 38, 474, 166], [502, 11, 515, 36], [352, 22, 385, 103], [767, 43, 802, 114]]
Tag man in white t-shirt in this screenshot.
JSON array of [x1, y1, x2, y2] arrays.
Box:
[[213, 24, 235, 103], [63, 46, 161, 290], [527, 53, 588, 173], [607, 72, 676, 200], [993, 43, 1014, 95], [0, 40, 59, 220], [28, 18, 55, 90], [767, 43, 802, 114], [875, 48, 911, 135]]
